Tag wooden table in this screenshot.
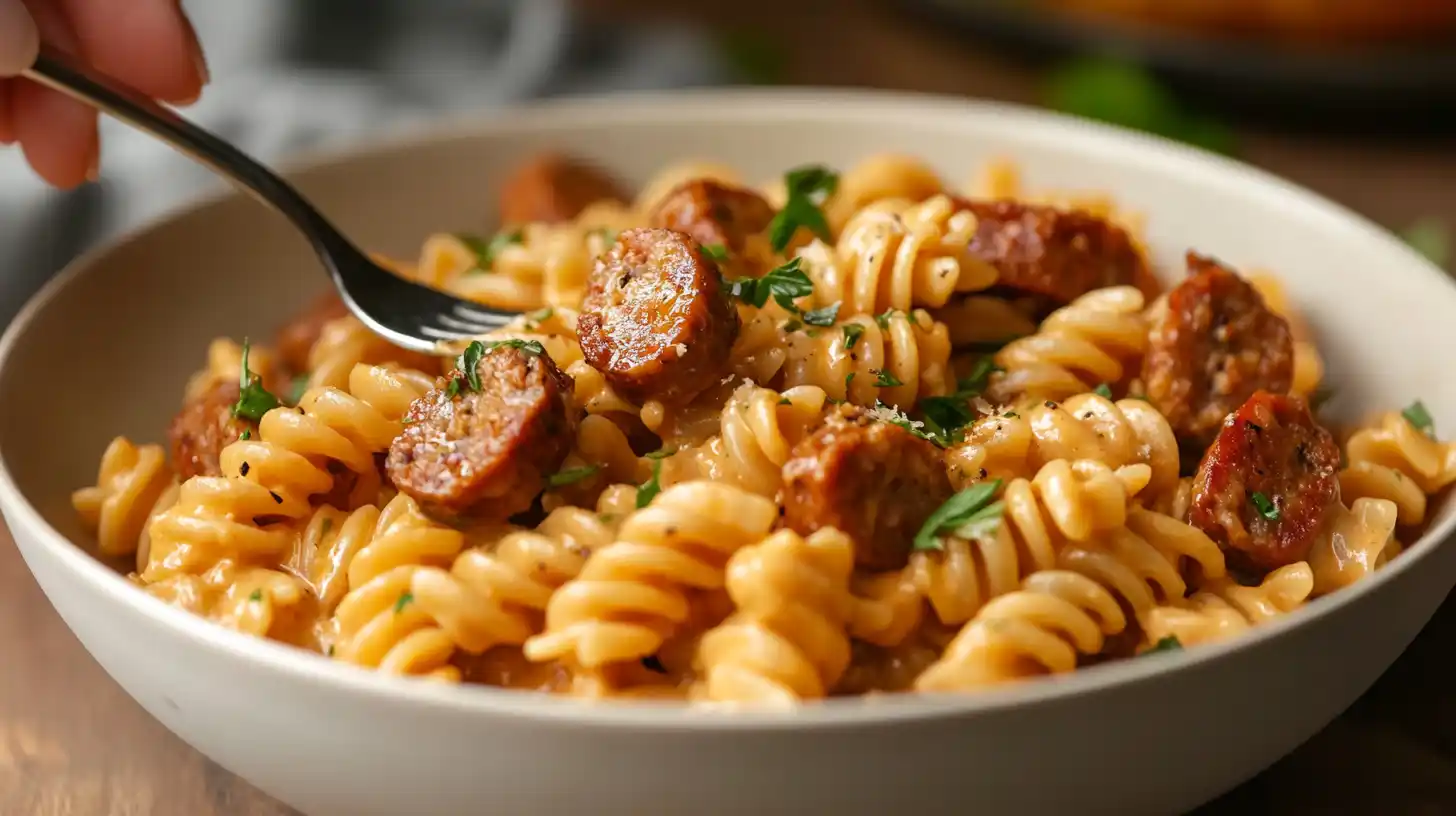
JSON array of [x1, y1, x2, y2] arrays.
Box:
[[5, 1, 1456, 813]]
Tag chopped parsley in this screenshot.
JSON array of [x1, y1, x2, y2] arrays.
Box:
[[457, 228, 523, 273], [460, 341, 488, 391], [913, 480, 1005, 552], [1402, 400, 1435, 437], [1002, 410, 1019, 419], [874, 369, 903, 388], [1249, 491, 1280, 521], [873, 309, 895, 329], [701, 243, 729, 261], [644, 447, 677, 461], [483, 338, 546, 356], [778, 397, 792, 406], [918, 395, 977, 446], [842, 323, 865, 350], [783, 319, 803, 333], [636, 457, 665, 509], [727, 257, 814, 312], [231, 338, 281, 422], [768, 165, 838, 251], [803, 301, 840, 327], [869, 401, 943, 448], [1093, 383, 1113, 400], [845, 372, 856, 393], [444, 379, 462, 399], [1143, 636, 1183, 655], [958, 357, 1002, 396], [248, 589, 263, 603], [393, 591, 414, 614], [547, 465, 602, 488], [239, 429, 252, 441]]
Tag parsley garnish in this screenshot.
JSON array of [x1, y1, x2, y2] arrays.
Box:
[[768, 165, 838, 251], [444, 379, 462, 399], [458, 228, 523, 273], [727, 257, 814, 312], [918, 395, 976, 445], [636, 458, 665, 509], [460, 341, 487, 391], [394, 591, 414, 614], [484, 338, 546, 356], [872, 401, 944, 448], [1144, 636, 1183, 655], [239, 430, 252, 441], [701, 243, 729, 261], [957, 357, 1002, 396], [248, 589, 263, 603], [783, 319, 803, 333], [231, 338, 281, 422], [873, 309, 894, 329], [803, 301, 840, 327], [778, 397, 792, 406], [874, 369, 903, 388], [913, 481, 1005, 552], [1249, 491, 1280, 521], [842, 323, 865, 350], [1093, 383, 1113, 399], [547, 465, 602, 489], [1002, 410, 1019, 419], [1402, 400, 1435, 437], [845, 372, 856, 393], [644, 447, 677, 461]]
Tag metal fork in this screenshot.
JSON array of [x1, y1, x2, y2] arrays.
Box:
[[22, 45, 516, 354]]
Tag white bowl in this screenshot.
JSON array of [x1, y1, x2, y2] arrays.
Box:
[[2, 89, 1454, 816]]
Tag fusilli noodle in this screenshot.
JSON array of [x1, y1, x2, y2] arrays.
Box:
[[1339, 411, 1456, 527], [989, 286, 1148, 403]]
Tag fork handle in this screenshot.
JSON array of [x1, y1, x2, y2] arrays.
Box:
[[22, 45, 362, 273]]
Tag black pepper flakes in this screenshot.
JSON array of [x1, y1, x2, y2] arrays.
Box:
[[270, 491, 284, 504], [641, 655, 668, 674], [239, 461, 251, 477]]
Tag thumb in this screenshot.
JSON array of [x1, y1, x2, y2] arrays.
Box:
[[0, 0, 39, 77]]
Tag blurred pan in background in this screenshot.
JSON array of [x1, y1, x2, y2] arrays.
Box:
[[897, 0, 1456, 133]]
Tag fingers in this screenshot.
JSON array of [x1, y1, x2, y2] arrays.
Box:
[[60, 0, 207, 104], [0, 0, 40, 76], [14, 0, 96, 188]]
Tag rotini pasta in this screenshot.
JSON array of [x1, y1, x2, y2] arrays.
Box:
[[694, 528, 856, 705], [989, 286, 1149, 403], [75, 153, 1447, 704]]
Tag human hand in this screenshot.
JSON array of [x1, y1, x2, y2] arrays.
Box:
[[0, 0, 208, 188]]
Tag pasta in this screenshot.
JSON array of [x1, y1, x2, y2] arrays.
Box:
[[74, 153, 1452, 704], [989, 286, 1149, 403]]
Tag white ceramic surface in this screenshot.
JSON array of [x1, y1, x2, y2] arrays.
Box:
[[2, 90, 1454, 816]]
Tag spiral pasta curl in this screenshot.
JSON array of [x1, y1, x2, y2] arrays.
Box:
[[947, 392, 1179, 498], [848, 566, 926, 648], [931, 295, 1039, 350], [1338, 411, 1456, 528], [799, 194, 998, 317], [306, 315, 435, 392], [1141, 562, 1315, 649], [989, 286, 1149, 403], [730, 306, 953, 410], [911, 459, 1152, 627], [141, 476, 296, 585], [182, 337, 284, 402], [409, 500, 622, 657], [661, 382, 829, 498], [523, 482, 779, 669], [694, 527, 857, 705], [218, 363, 429, 518], [327, 493, 469, 679], [141, 561, 312, 644], [73, 437, 174, 558], [1307, 497, 1401, 597]]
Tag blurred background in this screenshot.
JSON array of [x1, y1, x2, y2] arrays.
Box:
[[2, 0, 1453, 326]]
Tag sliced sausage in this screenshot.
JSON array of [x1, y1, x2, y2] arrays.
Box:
[[387, 345, 577, 519], [168, 380, 258, 480], [782, 405, 953, 571], [1189, 391, 1340, 572], [497, 152, 627, 226], [954, 197, 1159, 309], [275, 291, 350, 375], [1142, 252, 1295, 450], [648, 178, 775, 269], [577, 228, 740, 405]]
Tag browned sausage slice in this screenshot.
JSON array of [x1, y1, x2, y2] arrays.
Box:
[[577, 228, 740, 405], [954, 197, 1159, 308], [648, 178, 775, 275], [275, 291, 350, 376], [1189, 391, 1340, 572], [387, 344, 577, 519], [168, 380, 258, 480], [497, 152, 627, 226], [782, 405, 953, 571], [1143, 252, 1295, 450]]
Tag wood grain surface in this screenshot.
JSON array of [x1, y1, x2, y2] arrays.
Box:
[[5, 0, 1455, 813]]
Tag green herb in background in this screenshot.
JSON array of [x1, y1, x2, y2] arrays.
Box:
[[716, 30, 789, 85], [1143, 636, 1183, 655], [1401, 218, 1451, 269], [1044, 58, 1235, 156]]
